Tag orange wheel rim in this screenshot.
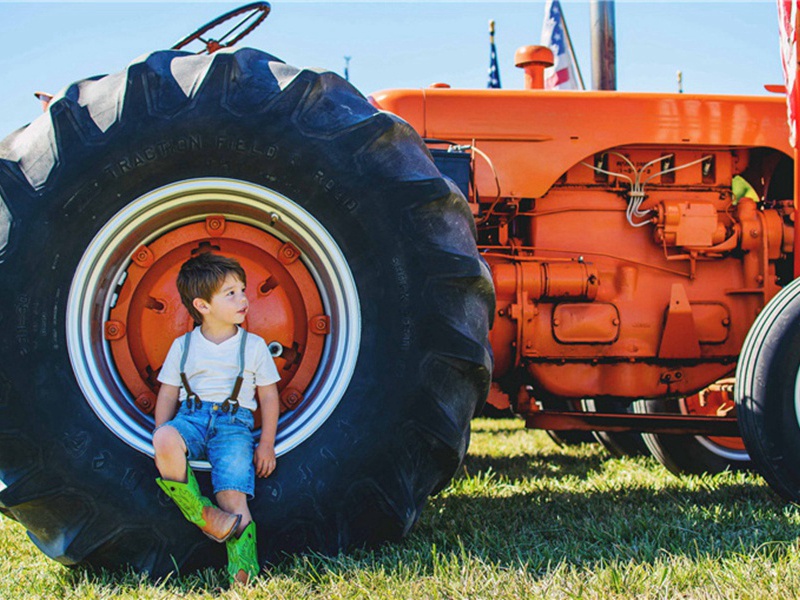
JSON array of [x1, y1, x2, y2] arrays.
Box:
[[66, 179, 361, 461]]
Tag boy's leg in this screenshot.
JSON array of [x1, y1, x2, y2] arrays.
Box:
[[207, 409, 259, 583], [217, 490, 252, 529], [218, 490, 259, 584], [153, 425, 188, 482], [154, 424, 241, 543], [208, 410, 259, 583]]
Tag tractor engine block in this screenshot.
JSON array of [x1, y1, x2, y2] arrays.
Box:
[[484, 147, 794, 402]]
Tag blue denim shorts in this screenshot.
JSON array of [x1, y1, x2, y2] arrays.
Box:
[[161, 403, 256, 498]]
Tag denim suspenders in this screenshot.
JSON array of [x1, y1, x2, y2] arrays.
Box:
[[178, 328, 249, 415]]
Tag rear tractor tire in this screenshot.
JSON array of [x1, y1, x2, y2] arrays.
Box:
[[581, 399, 649, 458], [0, 48, 493, 575], [542, 399, 597, 446], [635, 394, 750, 476]]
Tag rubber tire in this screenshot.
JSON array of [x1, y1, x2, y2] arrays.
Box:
[[634, 398, 750, 475], [0, 49, 494, 576], [581, 399, 649, 458], [736, 277, 800, 502], [541, 399, 597, 446]]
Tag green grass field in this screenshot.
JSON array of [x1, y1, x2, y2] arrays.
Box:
[[2, 418, 799, 599]]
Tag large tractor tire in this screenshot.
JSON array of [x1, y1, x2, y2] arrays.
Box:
[[634, 397, 750, 476], [0, 48, 493, 576], [736, 277, 800, 502]]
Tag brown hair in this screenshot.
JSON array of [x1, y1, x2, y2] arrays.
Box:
[[177, 253, 247, 325]]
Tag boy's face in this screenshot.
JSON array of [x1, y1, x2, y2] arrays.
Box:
[[192, 274, 248, 328]]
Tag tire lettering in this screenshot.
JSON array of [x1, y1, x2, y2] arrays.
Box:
[[15, 294, 29, 356], [215, 136, 277, 158], [313, 170, 358, 212], [51, 288, 60, 350], [391, 258, 413, 354], [103, 135, 204, 179], [391, 257, 410, 307]]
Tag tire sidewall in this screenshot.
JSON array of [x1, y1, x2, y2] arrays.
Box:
[[737, 278, 800, 501]]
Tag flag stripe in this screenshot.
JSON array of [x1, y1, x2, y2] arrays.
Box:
[[541, 0, 578, 90], [545, 68, 571, 88]]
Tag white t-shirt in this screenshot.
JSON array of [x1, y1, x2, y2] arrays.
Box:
[[158, 328, 280, 411]]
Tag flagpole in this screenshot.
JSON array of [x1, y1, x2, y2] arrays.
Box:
[[559, 5, 586, 90]]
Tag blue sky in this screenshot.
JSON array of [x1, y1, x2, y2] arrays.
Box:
[[0, 1, 786, 139]]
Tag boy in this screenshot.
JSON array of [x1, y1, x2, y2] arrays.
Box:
[[152, 253, 281, 584]]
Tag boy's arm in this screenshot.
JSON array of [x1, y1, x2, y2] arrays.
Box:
[[254, 383, 279, 478], [154, 384, 180, 428]]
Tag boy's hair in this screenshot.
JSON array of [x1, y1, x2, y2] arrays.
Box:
[[177, 253, 247, 324]]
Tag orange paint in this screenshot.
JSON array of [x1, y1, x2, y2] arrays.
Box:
[[107, 220, 327, 418], [373, 83, 794, 423]]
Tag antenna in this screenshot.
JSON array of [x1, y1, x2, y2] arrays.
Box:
[[344, 56, 352, 82]]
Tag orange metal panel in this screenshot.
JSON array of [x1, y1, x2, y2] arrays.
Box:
[[370, 89, 792, 199]]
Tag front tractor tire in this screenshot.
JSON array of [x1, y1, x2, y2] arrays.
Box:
[[736, 277, 800, 502], [0, 48, 493, 575]]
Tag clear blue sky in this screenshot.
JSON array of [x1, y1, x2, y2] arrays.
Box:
[[0, 1, 786, 140]]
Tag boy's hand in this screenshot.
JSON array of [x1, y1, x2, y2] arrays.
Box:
[[254, 442, 276, 478]]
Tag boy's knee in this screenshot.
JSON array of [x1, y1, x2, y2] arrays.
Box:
[[153, 426, 184, 457]]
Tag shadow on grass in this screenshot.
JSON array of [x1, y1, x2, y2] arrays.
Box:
[[409, 479, 792, 571], [463, 451, 613, 482], [50, 426, 796, 590], [57, 473, 794, 591]]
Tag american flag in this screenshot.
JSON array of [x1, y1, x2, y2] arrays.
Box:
[[778, 0, 798, 147], [541, 0, 581, 90], [488, 20, 501, 89]]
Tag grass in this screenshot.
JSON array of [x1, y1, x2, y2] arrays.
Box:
[[2, 418, 799, 599]]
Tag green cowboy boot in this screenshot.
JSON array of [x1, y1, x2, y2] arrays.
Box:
[[156, 464, 241, 543], [227, 521, 259, 584]]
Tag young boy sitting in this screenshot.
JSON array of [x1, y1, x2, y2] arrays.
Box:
[[152, 252, 281, 584]]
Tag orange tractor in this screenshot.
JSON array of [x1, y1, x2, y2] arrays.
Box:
[[0, 1, 797, 577], [373, 59, 795, 477]]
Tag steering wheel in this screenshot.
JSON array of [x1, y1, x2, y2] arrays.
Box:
[[172, 2, 271, 54]]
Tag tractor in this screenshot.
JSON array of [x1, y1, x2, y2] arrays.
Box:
[[0, 1, 797, 577]]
